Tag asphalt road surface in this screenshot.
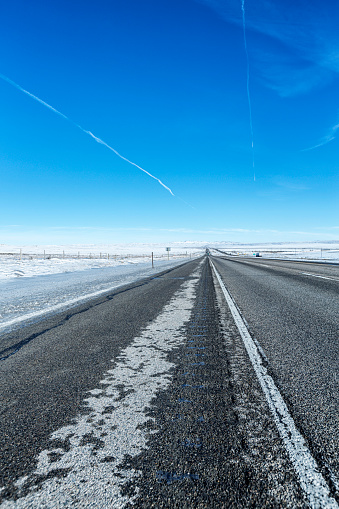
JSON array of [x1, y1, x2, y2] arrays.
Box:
[[211, 255, 339, 499], [0, 255, 338, 507]]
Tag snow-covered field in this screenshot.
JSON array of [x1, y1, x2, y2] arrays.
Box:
[[1, 241, 338, 283], [0, 242, 204, 281], [209, 241, 339, 263]]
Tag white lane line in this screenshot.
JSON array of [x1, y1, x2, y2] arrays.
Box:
[[210, 260, 338, 509], [1, 266, 202, 508], [301, 272, 339, 282]]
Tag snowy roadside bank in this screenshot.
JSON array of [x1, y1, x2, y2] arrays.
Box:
[[0, 243, 203, 281], [0, 255, 191, 281], [0, 257, 201, 336]]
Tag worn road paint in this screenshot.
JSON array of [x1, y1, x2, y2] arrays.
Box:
[[301, 272, 339, 282], [1, 268, 202, 508]]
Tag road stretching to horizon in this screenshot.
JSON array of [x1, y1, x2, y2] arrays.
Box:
[[0, 254, 338, 507]]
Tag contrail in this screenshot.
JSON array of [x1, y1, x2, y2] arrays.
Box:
[[241, 0, 255, 181], [84, 130, 174, 195], [302, 122, 339, 152], [0, 73, 174, 196]]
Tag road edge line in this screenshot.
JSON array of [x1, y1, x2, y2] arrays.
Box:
[[210, 258, 338, 509]]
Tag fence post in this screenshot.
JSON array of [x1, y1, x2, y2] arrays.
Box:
[[152, 252, 154, 268]]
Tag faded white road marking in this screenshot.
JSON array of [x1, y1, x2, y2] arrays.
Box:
[[210, 260, 338, 509], [301, 272, 339, 282], [1, 268, 201, 508]]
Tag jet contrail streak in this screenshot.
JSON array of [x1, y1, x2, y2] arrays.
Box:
[[0, 73, 174, 196], [241, 0, 255, 181], [0, 74, 70, 123], [84, 130, 174, 195]]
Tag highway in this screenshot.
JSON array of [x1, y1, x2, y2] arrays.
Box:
[[0, 255, 338, 507]]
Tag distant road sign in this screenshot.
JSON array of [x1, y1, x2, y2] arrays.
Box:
[[166, 247, 171, 252]]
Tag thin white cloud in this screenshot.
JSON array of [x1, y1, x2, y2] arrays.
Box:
[[2, 225, 339, 245], [2, 225, 333, 237], [196, 0, 339, 152], [196, 0, 339, 96], [272, 177, 311, 191], [253, 49, 332, 97], [302, 121, 339, 151]]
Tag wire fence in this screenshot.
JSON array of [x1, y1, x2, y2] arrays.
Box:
[[0, 250, 200, 261]]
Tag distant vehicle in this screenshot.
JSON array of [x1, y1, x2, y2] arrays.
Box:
[[255, 253, 261, 257]]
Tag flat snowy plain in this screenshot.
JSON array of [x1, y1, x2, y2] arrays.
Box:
[[0, 242, 202, 281], [215, 241, 339, 262], [1, 240, 338, 336]]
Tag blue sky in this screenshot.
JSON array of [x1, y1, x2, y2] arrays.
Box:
[[1, 0, 338, 244]]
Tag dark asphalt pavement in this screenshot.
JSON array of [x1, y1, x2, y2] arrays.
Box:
[[212, 255, 339, 501], [0, 260, 201, 500], [0, 255, 337, 507]]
